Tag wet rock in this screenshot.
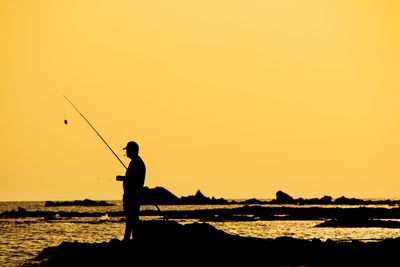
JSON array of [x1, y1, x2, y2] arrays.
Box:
[[23, 221, 400, 267], [44, 199, 114, 207]]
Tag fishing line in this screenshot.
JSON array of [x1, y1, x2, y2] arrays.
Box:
[[63, 95, 127, 169], [63, 95, 167, 219]]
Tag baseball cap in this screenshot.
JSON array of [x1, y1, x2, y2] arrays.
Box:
[[123, 141, 139, 151]]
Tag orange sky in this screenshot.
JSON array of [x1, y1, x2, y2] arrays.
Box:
[[1, 1, 399, 201]]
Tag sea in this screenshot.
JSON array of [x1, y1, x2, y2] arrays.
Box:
[[1, 200, 400, 267]]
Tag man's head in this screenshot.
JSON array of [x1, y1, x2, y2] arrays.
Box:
[[123, 141, 139, 158]]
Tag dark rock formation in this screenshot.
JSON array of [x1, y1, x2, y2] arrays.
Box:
[[22, 221, 400, 267], [42, 188, 400, 207], [142, 186, 180, 205], [1, 209, 118, 219], [275, 190, 295, 203], [3, 205, 400, 223], [333, 196, 366, 205], [45, 199, 113, 207], [298, 195, 333, 205], [180, 189, 229, 204], [272, 191, 334, 205], [270, 191, 400, 206], [143, 187, 230, 205], [242, 198, 263, 204]]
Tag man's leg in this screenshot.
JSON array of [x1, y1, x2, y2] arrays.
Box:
[[123, 216, 133, 241], [131, 214, 140, 240], [130, 202, 141, 240]]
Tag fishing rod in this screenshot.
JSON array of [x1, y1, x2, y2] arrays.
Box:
[[63, 95, 167, 220], [63, 95, 127, 169]]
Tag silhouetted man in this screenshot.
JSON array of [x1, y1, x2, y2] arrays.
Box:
[[116, 141, 146, 241]]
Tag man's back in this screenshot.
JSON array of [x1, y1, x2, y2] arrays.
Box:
[[123, 155, 146, 197]]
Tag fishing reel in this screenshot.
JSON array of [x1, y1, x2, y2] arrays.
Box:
[[116, 175, 125, 181]]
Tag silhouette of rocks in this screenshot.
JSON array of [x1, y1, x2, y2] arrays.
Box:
[[271, 191, 335, 205], [40, 188, 400, 206], [142, 187, 230, 205], [275, 190, 295, 203], [142, 186, 180, 204], [1, 208, 119, 219], [22, 221, 400, 267], [270, 191, 400, 206], [333, 196, 366, 205], [180, 190, 229, 204], [305, 195, 333, 204], [242, 198, 263, 204], [3, 188, 400, 226], [45, 199, 113, 207], [3, 205, 400, 225]]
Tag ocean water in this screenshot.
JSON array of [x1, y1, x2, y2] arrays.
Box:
[[1, 201, 399, 267]]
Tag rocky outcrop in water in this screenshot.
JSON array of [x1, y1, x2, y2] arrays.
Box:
[[270, 190, 400, 206], [142, 187, 230, 205], [39, 187, 400, 206], [44, 199, 114, 207], [3, 205, 400, 225], [22, 220, 400, 267]]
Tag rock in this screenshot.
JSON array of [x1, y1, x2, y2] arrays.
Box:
[[143, 187, 230, 205], [23, 221, 400, 267], [142, 186, 180, 204], [334, 196, 365, 205], [275, 190, 295, 204], [180, 190, 211, 204], [44, 199, 114, 207], [242, 198, 263, 204]]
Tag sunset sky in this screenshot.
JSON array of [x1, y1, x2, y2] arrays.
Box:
[[1, 1, 399, 201]]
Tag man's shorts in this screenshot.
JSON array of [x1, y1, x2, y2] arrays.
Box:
[[123, 197, 140, 219]]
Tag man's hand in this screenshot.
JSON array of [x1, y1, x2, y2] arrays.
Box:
[[116, 175, 125, 181]]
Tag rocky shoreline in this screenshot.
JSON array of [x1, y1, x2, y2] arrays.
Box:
[[4, 204, 400, 228], [39, 187, 400, 206], [44, 199, 114, 207], [22, 220, 400, 267], [143, 187, 400, 206]]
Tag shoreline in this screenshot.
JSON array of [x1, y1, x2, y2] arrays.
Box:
[[22, 220, 400, 267]]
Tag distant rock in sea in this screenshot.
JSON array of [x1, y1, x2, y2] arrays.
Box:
[[142, 187, 230, 205], [44, 199, 114, 207], [275, 190, 295, 203], [42, 187, 400, 207], [241, 198, 264, 205], [142, 186, 180, 204], [270, 190, 400, 206]]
